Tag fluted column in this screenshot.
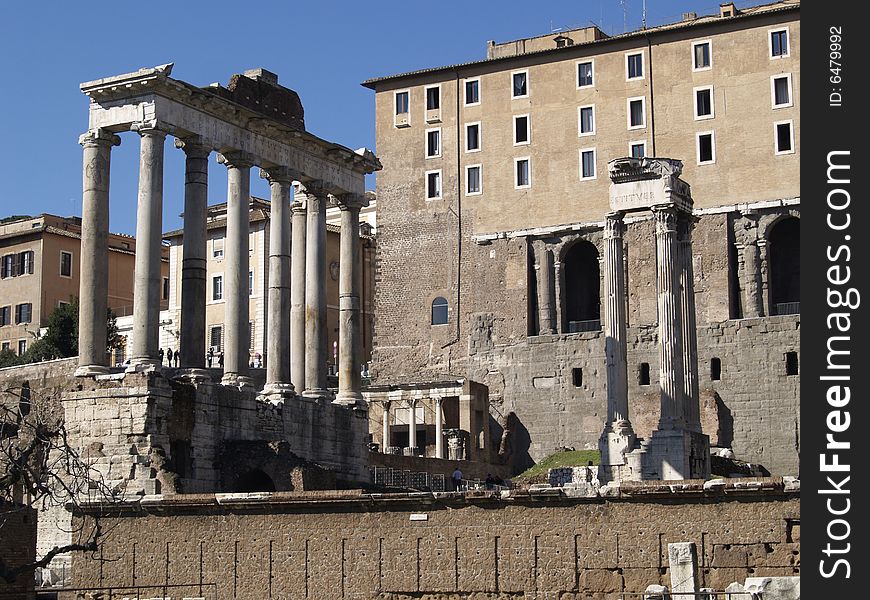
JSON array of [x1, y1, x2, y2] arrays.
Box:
[[261, 167, 297, 398], [218, 152, 255, 388], [408, 399, 418, 455], [434, 396, 444, 459], [603, 212, 632, 428], [290, 191, 307, 392], [127, 123, 168, 372], [678, 215, 701, 431], [334, 193, 368, 405], [382, 401, 391, 450], [75, 129, 120, 377], [653, 205, 686, 429], [300, 182, 330, 400], [176, 138, 211, 377]]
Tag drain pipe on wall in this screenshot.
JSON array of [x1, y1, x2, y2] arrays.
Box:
[[646, 32, 657, 156], [441, 68, 463, 355]]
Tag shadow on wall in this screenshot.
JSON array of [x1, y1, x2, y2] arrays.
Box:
[[494, 411, 534, 475]]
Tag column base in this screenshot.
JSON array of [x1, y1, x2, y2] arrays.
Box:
[[174, 368, 214, 384], [74, 364, 110, 377], [125, 358, 161, 374], [333, 390, 365, 407], [301, 388, 333, 402], [632, 428, 711, 481], [220, 372, 256, 390], [597, 422, 639, 484], [259, 383, 297, 404]]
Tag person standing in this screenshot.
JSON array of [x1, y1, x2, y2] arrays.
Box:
[[207, 347, 214, 368], [166, 348, 174, 367], [158, 348, 164, 365], [218, 351, 224, 369], [451, 466, 463, 492], [174, 348, 179, 368]]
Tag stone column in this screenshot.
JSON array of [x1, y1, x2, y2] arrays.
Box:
[[176, 137, 211, 378], [536, 245, 555, 334], [678, 215, 701, 431], [261, 167, 296, 398], [75, 129, 120, 377], [652, 205, 686, 429], [757, 239, 770, 316], [334, 193, 368, 406], [290, 191, 307, 392], [218, 152, 255, 388], [408, 399, 418, 455], [603, 212, 631, 427], [127, 123, 168, 372], [300, 182, 330, 400], [434, 396, 444, 459], [382, 401, 391, 450]]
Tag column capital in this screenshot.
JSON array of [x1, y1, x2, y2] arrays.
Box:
[[174, 136, 211, 159], [131, 120, 172, 137], [79, 129, 121, 148], [651, 204, 679, 234], [604, 212, 626, 239], [336, 192, 368, 211], [217, 151, 256, 169], [259, 165, 301, 185], [294, 179, 328, 197]]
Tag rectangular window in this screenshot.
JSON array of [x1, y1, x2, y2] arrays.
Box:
[[512, 71, 528, 98], [15, 303, 32, 324], [18, 251, 34, 276], [425, 85, 440, 110], [580, 148, 596, 180], [775, 120, 794, 154], [209, 325, 223, 351], [697, 131, 716, 164], [464, 79, 480, 105], [771, 74, 792, 108], [60, 251, 72, 277], [465, 122, 481, 152], [577, 60, 594, 87], [466, 165, 482, 195], [0, 255, 12, 279], [0, 306, 10, 326], [578, 105, 595, 136], [162, 277, 170, 301], [627, 97, 646, 129], [692, 41, 711, 70], [770, 28, 789, 58], [249, 271, 254, 296], [514, 114, 530, 145], [626, 52, 644, 80], [694, 86, 714, 119], [212, 237, 224, 259], [0, 342, 8, 351], [17, 339, 26, 355], [212, 275, 223, 301], [395, 90, 409, 115], [630, 141, 646, 158], [425, 128, 441, 158], [249, 321, 255, 350], [426, 170, 442, 199], [515, 158, 531, 188]]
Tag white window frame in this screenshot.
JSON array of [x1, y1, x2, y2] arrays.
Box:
[[514, 157, 531, 189], [425, 127, 442, 159], [576, 59, 595, 89], [774, 119, 795, 155], [579, 147, 597, 181], [424, 84, 441, 111], [627, 96, 646, 130], [578, 104, 596, 137], [59, 250, 73, 278], [17, 339, 26, 356], [629, 140, 647, 158], [465, 164, 482, 196], [768, 27, 790, 59], [394, 88, 411, 127], [211, 273, 224, 303], [691, 40, 713, 72], [625, 51, 645, 81], [693, 85, 715, 120], [511, 69, 529, 99], [464, 78, 481, 106], [770, 74, 793, 109], [465, 122, 481, 153], [696, 131, 716, 165], [513, 114, 531, 146], [211, 237, 224, 259], [425, 169, 443, 200]]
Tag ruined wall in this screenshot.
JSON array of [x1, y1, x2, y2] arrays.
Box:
[[71, 482, 800, 599], [0, 503, 37, 600]]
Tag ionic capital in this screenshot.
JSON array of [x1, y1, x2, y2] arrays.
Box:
[[131, 120, 173, 138], [259, 165, 300, 185], [217, 151, 257, 170], [336, 192, 368, 212], [174, 136, 211, 159], [79, 129, 121, 148]]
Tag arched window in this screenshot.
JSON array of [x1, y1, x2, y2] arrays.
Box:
[[563, 241, 601, 332], [431, 297, 448, 325], [768, 217, 800, 315]]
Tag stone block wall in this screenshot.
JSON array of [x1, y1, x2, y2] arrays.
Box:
[[0, 503, 37, 600], [71, 480, 800, 599]]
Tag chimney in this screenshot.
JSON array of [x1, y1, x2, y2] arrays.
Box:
[[682, 12, 698, 21], [719, 2, 738, 17]]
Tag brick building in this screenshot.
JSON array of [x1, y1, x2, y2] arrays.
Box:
[[363, 0, 800, 474]]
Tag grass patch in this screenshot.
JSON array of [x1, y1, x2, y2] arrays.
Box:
[[518, 449, 600, 479]]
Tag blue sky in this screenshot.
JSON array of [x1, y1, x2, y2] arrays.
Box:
[[1, 0, 741, 235]]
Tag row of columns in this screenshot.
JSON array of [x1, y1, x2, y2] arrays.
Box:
[[380, 398, 445, 458], [75, 126, 367, 405]]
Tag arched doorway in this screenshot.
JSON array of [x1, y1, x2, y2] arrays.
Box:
[[563, 241, 601, 332], [768, 217, 800, 315]]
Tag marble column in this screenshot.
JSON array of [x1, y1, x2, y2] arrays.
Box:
[[176, 138, 211, 377], [652, 205, 686, 429], [382, 401, 391, 450], [127, 123, 168, 372], [290, 191, 307, 392], [75, 129, 120, 377], [261, 167, 296, 398], [334, 193, 367, 405], [678, 215, 701, 431], [408, 399, 418, 455], [218, 152, 255, 388], [301, 182, 330, 400], [603, 212, 632, 428], [434, 396, 444, 459], [536, 245, 555, 334]]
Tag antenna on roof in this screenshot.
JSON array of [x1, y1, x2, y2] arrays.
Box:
[[619, 0, 628, 32], [642, 0, 648, 29]]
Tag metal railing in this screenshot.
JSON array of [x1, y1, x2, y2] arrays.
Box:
[[773, 302, 800, 315], [370, 466, 446, 492], [567, 319, 602, 333]]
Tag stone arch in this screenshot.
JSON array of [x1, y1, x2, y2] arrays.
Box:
[[767, 216, 800, 314], [561, 240, 601, 332], [233, 468, 276, 493]]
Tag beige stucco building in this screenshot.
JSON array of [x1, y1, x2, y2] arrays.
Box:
[[0, 214, 157, 357], [363, 1, 800, 474]]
